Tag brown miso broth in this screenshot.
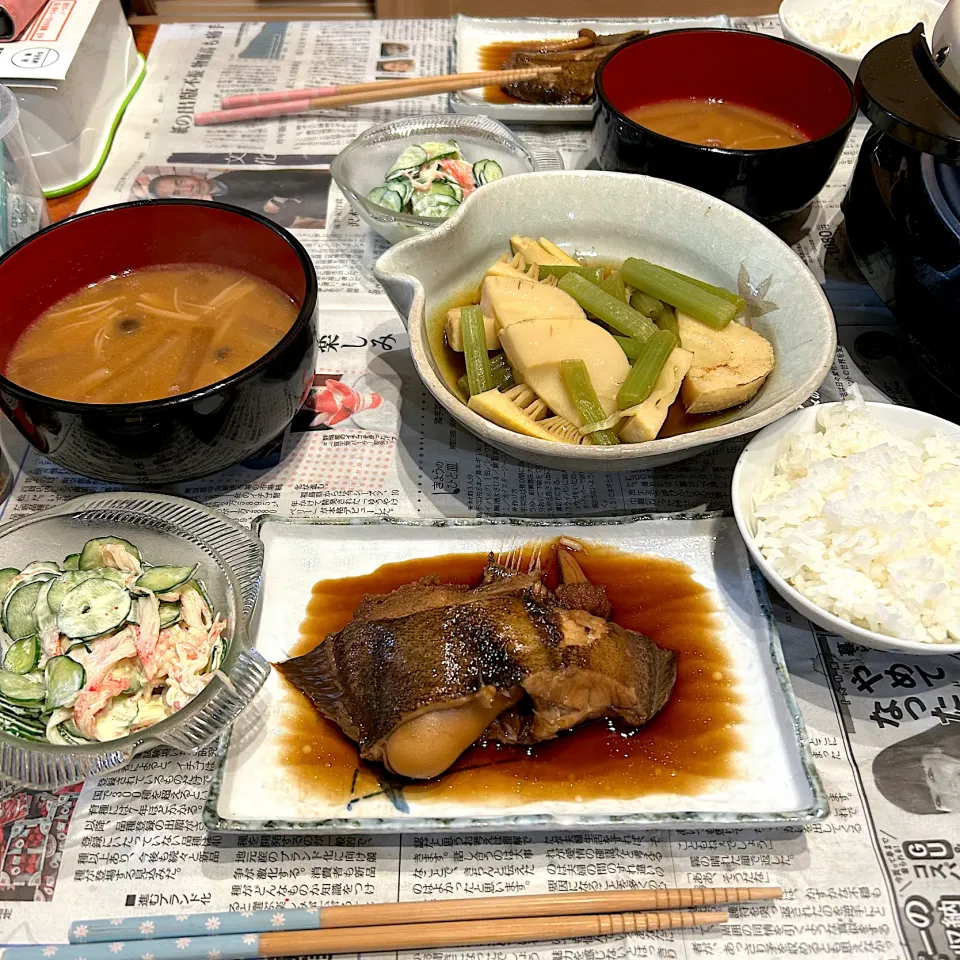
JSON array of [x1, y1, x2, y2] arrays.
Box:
[[6, 265, 299, 404], [626, 99, 809, 150]]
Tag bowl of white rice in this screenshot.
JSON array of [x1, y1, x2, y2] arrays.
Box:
[[778, 0, 946, 80], [732, 389, 960, 654]]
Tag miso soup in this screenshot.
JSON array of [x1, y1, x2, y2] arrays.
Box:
[[5, 265, 299, 404], [625, 100, 809, 150]]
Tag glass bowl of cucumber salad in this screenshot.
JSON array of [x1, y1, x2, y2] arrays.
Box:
[[332, 114, 563, 244], [0, 492, 268, 789]]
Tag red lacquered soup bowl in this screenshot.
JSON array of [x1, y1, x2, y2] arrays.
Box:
[[0, 200, 318, 484], [594, 29, 857, 222]]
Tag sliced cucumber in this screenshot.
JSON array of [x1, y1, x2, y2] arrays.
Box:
[[473, 159, 504, 186], [135, 564, 198, 594], [385, 166, 421, 184], [79, 537, 142, 571], [22, 561, 61, 575], [208, 637, 226, 672], [3, 636, 39, 675], [44, 656, 86, 712], [159, 601, 181, 629], [11, 571, 57, 590], [48, 720, 89, 745], [0, 694, 43, 718], [47, 570, 101, 615], [0, 569, 20, 597], [62, 717, 84, 739], [0, 711, 47, 742], [385, 144, 427, 178], [388, 177, 413, 206], [366, 185, 404, 213], [46, 720, 72, 745], [410, 192, 459, 219], [0, 671, 45, 703], [429, 180, 459, 200], [3, 536, 221, 744], [3, 580, 44, 640], [98, 567, 128, 586], [57, 579, 131, 639], [421, 140, 461, 163], [35, 579, 57, 640]]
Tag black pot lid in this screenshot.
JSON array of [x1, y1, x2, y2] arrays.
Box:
[[922, 152, 960, 241], [856, 24, 960, 160]]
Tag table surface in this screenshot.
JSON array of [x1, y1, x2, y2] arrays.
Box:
[[47, 24, 158, 224]]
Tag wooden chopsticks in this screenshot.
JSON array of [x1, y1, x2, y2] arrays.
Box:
[[194, 66, 562, 126], [3, 887, 783, 960], [263, 910, 732, 955], [73, 886, 781, 941], [220, 69, 541, 109], [4, 911, 734, 960]]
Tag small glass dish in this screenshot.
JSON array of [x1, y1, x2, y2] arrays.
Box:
[[0, 492, 268, 789], [331, 114, 563, 245]]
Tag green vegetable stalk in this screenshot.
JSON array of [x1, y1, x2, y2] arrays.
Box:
[[617, 329, 676, 408], [558, 273, 657, 342], [559, 359, 619, 445], [458, 352, 515, 396], [660, 265, 746, 312], [653, 305, 680, 342], [461, 306, 493, 396], [629, 289, 665, 319], [538, 264, 604, 284], [621, 259, 738, 329], [598, 271, 628, 304], [614, 336, 647, 361]]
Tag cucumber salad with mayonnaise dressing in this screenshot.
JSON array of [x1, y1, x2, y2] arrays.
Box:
[[366, 140, 503, 219], [0, 537, 226, 745]]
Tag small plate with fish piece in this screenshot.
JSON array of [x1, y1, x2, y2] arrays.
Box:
[[450, 15, 730, 123], [204, 515, 827, 833]]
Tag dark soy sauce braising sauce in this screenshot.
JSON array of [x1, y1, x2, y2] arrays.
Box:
[[277, 540, 743, 807]]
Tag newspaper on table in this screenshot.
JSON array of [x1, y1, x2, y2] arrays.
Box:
[[0, 17, 957, 960]]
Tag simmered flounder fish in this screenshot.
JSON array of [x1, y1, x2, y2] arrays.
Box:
[[276, 556, 676, 780]]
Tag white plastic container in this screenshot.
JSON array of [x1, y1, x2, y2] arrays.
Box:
[[7, 0, 145, 196], [0, 83, 49, 254]]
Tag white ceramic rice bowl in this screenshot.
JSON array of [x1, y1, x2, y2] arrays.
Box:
[[732, 401, 960, 655], [374, 171, 837, 471]]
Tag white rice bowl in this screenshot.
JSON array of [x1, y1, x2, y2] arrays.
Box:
[[733, 389, 960, 653]]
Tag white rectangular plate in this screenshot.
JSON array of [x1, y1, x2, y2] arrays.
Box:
[[450, 15, 730, 123], [206, 516, 826, 833]]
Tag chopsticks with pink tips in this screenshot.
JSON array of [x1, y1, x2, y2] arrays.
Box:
[[194, 66, 562, 126], [220, 69, 533, 109], [0, 887, 782, 960]]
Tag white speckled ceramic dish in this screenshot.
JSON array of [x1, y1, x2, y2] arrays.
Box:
[[204, 515, 826, 833], [450, 14, 730, 122], [374, 171, 837, 472]]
